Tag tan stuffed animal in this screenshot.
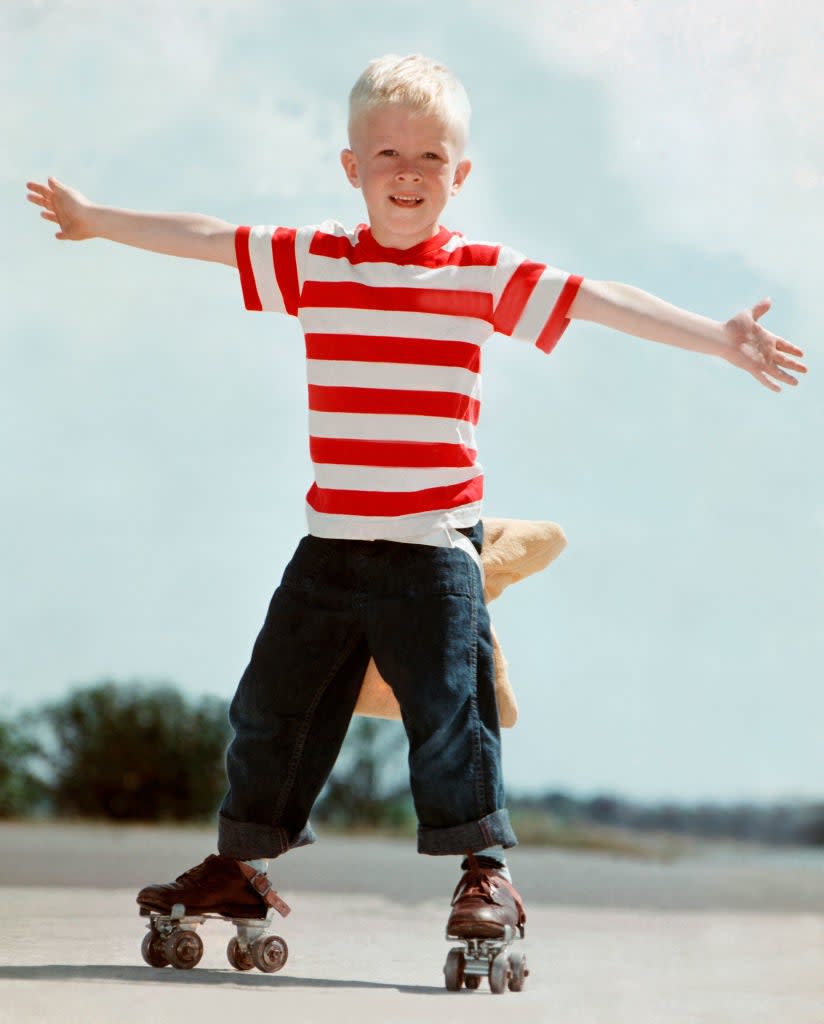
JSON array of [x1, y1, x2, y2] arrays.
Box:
[[354, 518, 567, 728]]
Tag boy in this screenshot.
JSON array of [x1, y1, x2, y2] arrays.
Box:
[[27, 54, 805, 974]]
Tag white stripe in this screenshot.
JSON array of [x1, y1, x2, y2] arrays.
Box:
[[293, 225, 316, 295], [441, 234, 469, 253], [512, 267, 569, 345], [305, 253, 495, 292], [309, 411, 477, 446], [313, 464, 481, 492], [490, 254, 523, 307], [247, 226, 285, 313], [299, 307, 492, 344], [306, 501, 483, 540], [315, 220, 353, 237], [307, 359, 480, 397]]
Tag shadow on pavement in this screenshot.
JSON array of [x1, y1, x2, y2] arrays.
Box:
[[0, 964, 444, 994]]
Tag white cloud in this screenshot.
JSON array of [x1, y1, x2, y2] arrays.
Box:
[[474, 0, 824, 299], [2, 1, 343, 201]]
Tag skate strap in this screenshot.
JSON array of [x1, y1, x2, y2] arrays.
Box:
[[236, 862, 291, 918]]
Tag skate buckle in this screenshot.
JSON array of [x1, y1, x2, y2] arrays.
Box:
[[237, 863, 292, 918]]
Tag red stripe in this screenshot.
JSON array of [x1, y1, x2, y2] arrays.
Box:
[[301, 282, 493, 321], [493, 261, 545, 336], [536, 274, 584, 354], [272, 227, 299, 316], [309, 231, 500, 268], [235, 226, 262, 311], [306, 474, 484, 517], [309, 437, 477, 468], [305, 334, 480, 371], [308, 385, 480, 424]]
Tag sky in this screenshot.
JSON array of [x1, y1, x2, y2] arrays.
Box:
[[2, 0, 821, 803]]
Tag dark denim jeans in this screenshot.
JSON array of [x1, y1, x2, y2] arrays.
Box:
[[218, 522, 517, 859]]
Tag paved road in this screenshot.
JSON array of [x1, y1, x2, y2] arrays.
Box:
[[1, 823, 823, 1023]]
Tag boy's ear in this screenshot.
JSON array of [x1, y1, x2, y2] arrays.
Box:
[[451, 157, 472, 195], [340, 148, 360, 188]]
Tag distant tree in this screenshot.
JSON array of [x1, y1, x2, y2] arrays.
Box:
[[316, 717, 412, 828], [0, 717, 47, 817], [798, 805, 824, 846], [586, 794, 622, 826], [37, 682, 230, 821]]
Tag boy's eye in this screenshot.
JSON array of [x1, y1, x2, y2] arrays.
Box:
[[379, 149, 397, 157], [423, 152, 442, 160]]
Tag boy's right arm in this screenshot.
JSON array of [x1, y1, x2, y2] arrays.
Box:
[[26, 177, 238, 267]]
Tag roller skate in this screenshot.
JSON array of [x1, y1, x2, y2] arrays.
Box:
[[137, 855, 291, 973], [443, 852, 528, 994]]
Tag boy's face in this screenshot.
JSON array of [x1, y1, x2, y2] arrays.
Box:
[[341, 104, 471, 250]]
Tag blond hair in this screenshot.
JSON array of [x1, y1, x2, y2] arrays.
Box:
[[348, 54, 471, 149]]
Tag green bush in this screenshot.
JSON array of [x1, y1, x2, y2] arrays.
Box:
[[0, 717, 47, 817], [38, 682, 230, 821], [315, 718, 413, 830]]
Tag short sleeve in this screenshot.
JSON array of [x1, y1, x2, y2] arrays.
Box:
[[492, 245, 583, 354], [235, 225, 302, 316]]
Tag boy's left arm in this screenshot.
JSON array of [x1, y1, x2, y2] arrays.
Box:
[[568, 280, 807, 392]]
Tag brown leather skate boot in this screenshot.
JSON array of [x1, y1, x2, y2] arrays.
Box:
[[136, 855, 290, 919], [446, 852, 526, 939]]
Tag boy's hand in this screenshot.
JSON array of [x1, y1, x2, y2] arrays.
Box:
[[569, 281, 807, 393], [25, 178, 237, 265], [27, 177, 96, 240], [723, 299, 807, 393]]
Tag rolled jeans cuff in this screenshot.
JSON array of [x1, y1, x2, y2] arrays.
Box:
[[217, 812, 317, 860], [417, 808, 517, 856]]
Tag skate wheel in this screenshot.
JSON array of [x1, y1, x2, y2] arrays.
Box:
[[443, 948, 465, 991], [508, 949, 528, 991], [163, 929, 204, 970], [464, 973, 481, 990], [488, 951, 508, 994], [251, 934, 288, 973], [227, 936, 255, 972], [141, 930, 169, 968]]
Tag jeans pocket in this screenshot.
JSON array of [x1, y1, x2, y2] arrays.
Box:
[[280, 536, 334, 595]]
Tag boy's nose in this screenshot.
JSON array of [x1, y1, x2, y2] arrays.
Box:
[[395, 166, 422, 182]]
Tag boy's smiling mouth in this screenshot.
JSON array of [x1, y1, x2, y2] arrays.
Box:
[[390, 194, 424, 207]]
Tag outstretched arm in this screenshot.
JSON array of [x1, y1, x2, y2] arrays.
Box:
[[568, 279, 806, 393], [26, 177, 238, 267]]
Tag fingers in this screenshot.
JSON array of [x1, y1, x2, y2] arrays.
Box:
[[777, 356, 807, 376], [27, 187, 51, 208], [755, 327, 808, 381], [771, 338, 807, 376], [28, 178, 70, 239], [26, 177, 65, 203], [754, 370, 781, 393], [752, 297, 772, 321], [756, 353, 805, 391], [776, 338, 805, 358], [769, 364, 800, 387]]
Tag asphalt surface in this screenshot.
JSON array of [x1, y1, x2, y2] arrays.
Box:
[[1, 823, 823, 1023]]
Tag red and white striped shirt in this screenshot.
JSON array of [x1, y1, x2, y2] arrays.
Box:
[[235, 221, 582, 541]]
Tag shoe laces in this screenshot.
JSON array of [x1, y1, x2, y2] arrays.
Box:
[[451, 853, 500, 906]]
